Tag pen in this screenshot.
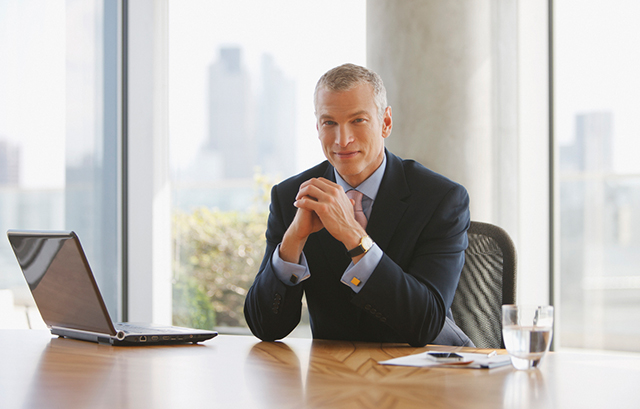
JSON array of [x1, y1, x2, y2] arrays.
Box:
[[487, 351, 497, 358]]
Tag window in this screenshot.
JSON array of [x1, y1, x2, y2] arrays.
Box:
[[168, 0, 366, 333], [0, 0, 121, 326], [554, 0, 640, 351]]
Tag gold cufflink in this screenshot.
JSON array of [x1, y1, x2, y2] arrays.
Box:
[[350, 277, 361, 286]]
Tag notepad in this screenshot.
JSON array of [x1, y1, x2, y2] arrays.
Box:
[[379, 350, 512, 369]]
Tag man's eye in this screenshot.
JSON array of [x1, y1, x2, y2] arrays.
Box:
[[324, 121, 336, 126], [354, 118, 365, 123]]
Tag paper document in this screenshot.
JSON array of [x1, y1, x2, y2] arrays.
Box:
[[379, 350, 512, 369]]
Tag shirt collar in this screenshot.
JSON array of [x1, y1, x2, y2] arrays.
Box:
[[334, 152, 387, 201]]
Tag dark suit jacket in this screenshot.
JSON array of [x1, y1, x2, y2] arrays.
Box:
[[244, 150, 472, 347]]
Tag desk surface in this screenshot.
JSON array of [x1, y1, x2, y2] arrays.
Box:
[[1, 330, 640, 409]]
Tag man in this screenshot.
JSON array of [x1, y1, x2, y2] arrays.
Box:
[[244, 63, 472, 347]]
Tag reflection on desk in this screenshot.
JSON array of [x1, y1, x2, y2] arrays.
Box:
[[1, 330, 640, 409]]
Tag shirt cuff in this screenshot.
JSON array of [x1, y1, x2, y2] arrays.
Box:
[[271, 243, 311, 286], [340, 243, 383, 293]]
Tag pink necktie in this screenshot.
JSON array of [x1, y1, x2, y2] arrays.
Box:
[[346, 189, 367, 229]]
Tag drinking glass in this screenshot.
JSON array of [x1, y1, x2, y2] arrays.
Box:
[[502, 305, 554, 370]]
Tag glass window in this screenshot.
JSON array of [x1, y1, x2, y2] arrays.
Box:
[[555, 0, 640, 351], [0, 0, 120, 326], [168, 0, 366, 334]]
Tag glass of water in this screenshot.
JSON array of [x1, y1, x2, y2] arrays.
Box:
[[502, 305, 554, 370]]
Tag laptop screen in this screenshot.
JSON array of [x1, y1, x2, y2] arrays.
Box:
[[8, 231, 116, 335]]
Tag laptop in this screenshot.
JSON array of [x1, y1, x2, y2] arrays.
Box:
[[7, 229, 218, 346]]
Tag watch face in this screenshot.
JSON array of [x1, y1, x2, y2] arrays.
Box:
[[362, 236, 373, 250]]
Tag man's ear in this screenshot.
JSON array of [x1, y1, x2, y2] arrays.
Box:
[[382, 106, 392, 138]]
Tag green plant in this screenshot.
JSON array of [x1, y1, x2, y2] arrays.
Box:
[[172, 274, 217, 329], [171, 172, 274, 329]]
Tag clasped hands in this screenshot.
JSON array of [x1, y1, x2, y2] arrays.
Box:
[[279, 177, 367, 264]]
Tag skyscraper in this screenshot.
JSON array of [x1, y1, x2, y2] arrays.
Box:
[[207, 47, 254, 179], [202, 47, 297, 183], [0, 139, 20, 186], [255, 54, 296, 179], [561, 112, 613, 172]]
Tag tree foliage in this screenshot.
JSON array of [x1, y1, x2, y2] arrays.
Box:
[[171, 174, 273, 329]]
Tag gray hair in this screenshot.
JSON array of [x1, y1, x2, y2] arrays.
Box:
[[314, 63, 388, 121]]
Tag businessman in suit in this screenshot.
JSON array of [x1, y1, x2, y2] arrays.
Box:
[[244, 64, 473, 347]]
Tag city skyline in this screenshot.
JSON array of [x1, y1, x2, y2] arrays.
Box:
[[175, 46, 297, 184]]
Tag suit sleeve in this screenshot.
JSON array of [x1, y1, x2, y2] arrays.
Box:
[[243, 184, 304, 341], [350, 184, 470, 347]]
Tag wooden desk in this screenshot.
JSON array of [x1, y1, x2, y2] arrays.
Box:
[[1, 330, 640, 408]]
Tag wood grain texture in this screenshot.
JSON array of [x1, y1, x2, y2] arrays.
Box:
[[1, 330, 640, 409]]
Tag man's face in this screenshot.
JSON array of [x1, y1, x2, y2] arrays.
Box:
[[315, 83, 392, 187]]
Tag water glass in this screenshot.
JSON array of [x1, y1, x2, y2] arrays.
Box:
[[502, 305, 554, 370]]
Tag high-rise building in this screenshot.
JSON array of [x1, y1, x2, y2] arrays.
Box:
[[203, 47, 297, 182], [561, 112, 613, 172], [207, 47, 254, 179], [0, 139, 20, 186], [577, 112, 613, 172], [255, 54, 297, 179]]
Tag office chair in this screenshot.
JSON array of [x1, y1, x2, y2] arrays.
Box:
[[451, 221, 517, 349]]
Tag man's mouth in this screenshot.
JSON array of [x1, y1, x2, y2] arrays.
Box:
[[335, 151, 359, 159]]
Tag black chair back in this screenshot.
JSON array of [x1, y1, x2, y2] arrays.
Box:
[[451, 221, 517, 348]]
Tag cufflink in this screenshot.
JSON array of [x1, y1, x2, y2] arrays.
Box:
[[289, 274, 298, 284], [350, 277, 361, 286]]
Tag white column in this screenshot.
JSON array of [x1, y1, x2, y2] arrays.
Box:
[[367, 0, 550, 305], [517, 0, 551, 306], [367, 0, 495, 222], [127, 0, 172, 324]]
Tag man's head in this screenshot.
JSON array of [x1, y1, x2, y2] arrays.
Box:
[[314, 64, 392, 187], [314, 63, 388, 122]]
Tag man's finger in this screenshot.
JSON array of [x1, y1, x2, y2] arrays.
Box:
[[297, 178, 345, 201], [300, 177, 344, 193], [296, 183, 329, 202]]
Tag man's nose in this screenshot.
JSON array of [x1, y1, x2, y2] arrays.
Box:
[[335, 125, 353, 147]]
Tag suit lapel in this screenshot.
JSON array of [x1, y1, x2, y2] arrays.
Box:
[[367, 151, 411, 251], [322, 164, 336, 183]]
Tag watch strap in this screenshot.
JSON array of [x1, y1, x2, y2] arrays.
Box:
[[347, 236, 372, 258], [347, 245, 366, 258]]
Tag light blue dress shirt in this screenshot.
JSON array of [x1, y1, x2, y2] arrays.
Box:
[[271, 155, 386, 293]]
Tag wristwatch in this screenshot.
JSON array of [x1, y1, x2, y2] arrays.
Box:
[[347, 235, 373, 258]]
